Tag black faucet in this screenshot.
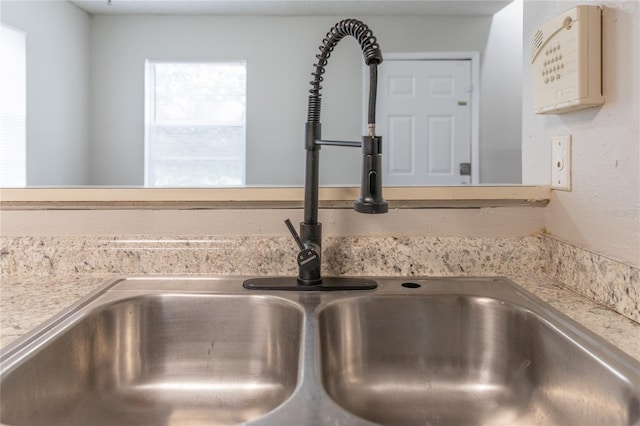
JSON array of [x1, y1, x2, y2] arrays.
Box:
[[244, 19, 387, 291]]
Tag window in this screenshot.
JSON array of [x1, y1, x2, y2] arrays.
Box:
[[0, 24, 26, 187], [145, 61, 246, 187]]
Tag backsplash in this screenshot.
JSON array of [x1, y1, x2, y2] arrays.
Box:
[[542, 236, 640, 323], [1, 234, 638, 322], [1, 235, 546, 278]]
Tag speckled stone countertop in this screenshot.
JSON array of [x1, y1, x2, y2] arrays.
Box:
[[2, 272, 639, 362], [0, 274, 111, 348]]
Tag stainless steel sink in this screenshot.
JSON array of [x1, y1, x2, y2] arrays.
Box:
[[319, 294, 640, 425], [1, 277, 639, 426], [0, 288, 303, 426]]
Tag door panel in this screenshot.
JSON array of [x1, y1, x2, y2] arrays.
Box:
[[377, 60, 472, 185], [427, 116, 454, 174], [388, 115, 414, 174]]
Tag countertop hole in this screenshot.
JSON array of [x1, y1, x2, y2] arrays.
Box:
[[401, 282, 421, 289]]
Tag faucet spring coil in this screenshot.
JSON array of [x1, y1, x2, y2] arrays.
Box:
[[307, 19, 382, 123]]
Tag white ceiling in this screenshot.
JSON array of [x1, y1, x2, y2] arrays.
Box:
[[71, 0, 512, 16]]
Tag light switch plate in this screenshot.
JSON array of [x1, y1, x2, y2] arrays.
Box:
[[551, 135, 571, 191]]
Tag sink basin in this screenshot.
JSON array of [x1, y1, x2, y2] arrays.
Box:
[[318, 294, 640, 426], [0, 293, 303, 426], [1, 276, 639, 426]]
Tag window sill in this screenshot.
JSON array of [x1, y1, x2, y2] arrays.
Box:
[[0, 186, 550, 210]]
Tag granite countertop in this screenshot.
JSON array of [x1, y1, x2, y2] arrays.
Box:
[[0, 274, 113, 348], [1, 273, 639, 362]]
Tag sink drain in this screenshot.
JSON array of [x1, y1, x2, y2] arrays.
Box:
[[401, 282, 421, 289]]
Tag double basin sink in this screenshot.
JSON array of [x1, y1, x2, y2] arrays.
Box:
[[1, 277, 639, 425]]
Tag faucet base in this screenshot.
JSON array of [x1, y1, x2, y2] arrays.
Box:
[[243, 277, 377, 291]]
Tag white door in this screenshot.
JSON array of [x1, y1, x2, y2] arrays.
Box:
[[376, 59, 473, 185]]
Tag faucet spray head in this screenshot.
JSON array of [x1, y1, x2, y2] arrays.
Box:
[[354, 135, 388, 214]]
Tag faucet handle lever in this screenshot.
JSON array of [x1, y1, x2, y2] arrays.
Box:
[[284, 219, 305, 251], [285, 219, 321, 278]]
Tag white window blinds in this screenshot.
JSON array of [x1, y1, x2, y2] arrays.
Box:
[[0, 24, 27, 187], [145, 61, 246, 187]]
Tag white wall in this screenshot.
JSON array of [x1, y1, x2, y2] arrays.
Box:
[[522, 0, 640, 266], [480, 0, 523, 183], [89, 13, 522, 185], [1, 1, 91, 186], [0, 207, 545, 238]]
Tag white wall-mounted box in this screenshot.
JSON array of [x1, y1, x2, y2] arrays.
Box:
[[531, 5, 604, 114]]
